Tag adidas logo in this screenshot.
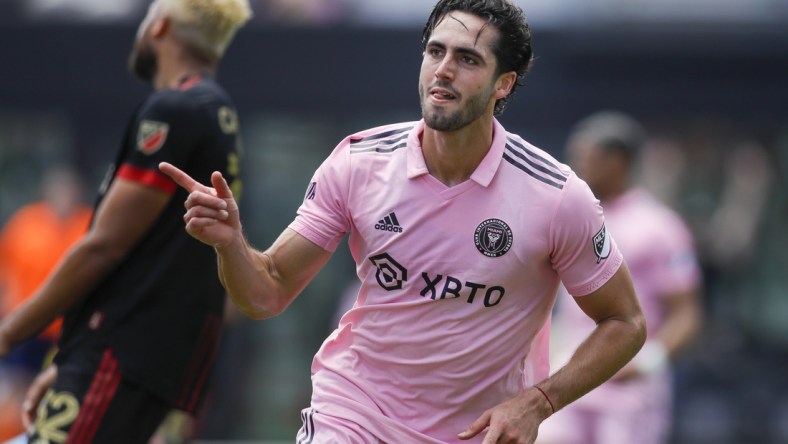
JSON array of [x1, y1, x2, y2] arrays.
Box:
[[375, 212, 403, 233]]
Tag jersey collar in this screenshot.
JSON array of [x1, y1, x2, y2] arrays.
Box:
[[406, 118, 506, 188]]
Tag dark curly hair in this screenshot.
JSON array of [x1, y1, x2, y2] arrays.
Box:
[[421, 0, 534, 115]]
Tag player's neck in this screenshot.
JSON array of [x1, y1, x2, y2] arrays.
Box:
[[421, 118, 494, 187], [153, 53, 215, 91]]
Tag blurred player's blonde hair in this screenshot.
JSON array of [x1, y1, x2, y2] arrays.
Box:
[[157, 0, 253, 62]]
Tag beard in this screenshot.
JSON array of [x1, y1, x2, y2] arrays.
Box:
[[420, 81, 494, 132], [128, 39, 157, 83]]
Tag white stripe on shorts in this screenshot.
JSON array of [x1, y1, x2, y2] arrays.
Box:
[[297, 408, 317, 444]]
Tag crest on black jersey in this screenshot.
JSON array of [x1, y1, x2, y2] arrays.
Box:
[[218, 106, 239, 134], [137, 120, 169, 155]]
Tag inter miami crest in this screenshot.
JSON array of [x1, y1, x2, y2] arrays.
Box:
[[474, 218, 513, 258], [137, 120, 169, 155], [593, 223, 611, 264]]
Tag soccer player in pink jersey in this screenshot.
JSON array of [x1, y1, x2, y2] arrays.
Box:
[[537, 112, 704, 444], [159, 1, 647, 442]]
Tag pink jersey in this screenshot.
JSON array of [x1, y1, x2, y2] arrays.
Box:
[[288, 119, 623, 443], [549, 188, 700, 411]]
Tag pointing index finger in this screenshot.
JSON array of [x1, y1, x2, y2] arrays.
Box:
[[159, 162, 202, 192]]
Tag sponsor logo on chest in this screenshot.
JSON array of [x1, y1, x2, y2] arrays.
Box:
[[368, 252, 507, 308]]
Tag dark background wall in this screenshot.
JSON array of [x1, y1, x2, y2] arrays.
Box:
[[2, 22, 787, 165]]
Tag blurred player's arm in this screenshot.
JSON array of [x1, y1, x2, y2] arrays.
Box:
[[459, 263, 645, 442], [0, 179, 169, 356], [657, 288, 702, 356], [615, 286, 702, 381], [159, 162, 332, 320]]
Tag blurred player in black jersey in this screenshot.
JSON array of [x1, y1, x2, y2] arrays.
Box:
[[0, 0, 251, 442]]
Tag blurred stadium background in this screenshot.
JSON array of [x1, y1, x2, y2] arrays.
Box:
[[1, 0, 787, 443]]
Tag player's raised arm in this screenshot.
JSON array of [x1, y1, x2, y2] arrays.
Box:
[[159, 162, 333, 320]]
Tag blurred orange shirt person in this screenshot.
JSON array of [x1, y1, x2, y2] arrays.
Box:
[[0, 167, 91, 440], [0, 168, 92, 341]]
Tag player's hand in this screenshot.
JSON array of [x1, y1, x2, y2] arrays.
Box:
[[458, 388, 551, 443], [159, 162, 241, 249], [22, 364, 57, 429]]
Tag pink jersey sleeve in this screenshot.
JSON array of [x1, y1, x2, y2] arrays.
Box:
[[550, 174, 623, 296], [288, 140, 352, 252]]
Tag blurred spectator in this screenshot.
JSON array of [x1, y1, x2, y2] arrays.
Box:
[[702, 141, 774, 270], [537, 111, 703, 444], [0, 165, 92, 366], [668, 128, 783, 443], [348, 0, 431, 26], [346, 0, 784, 27], [6, 0, 785, 26], [252, 0, 350, 25], [22, 0, 146, 22], [0, 165, 91, 441]]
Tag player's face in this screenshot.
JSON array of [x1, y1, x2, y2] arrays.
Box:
[[419, 12, 501, 132], [128, 2, 160, 82]]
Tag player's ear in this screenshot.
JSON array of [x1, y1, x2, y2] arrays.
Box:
[[150, 16, 170, 39], [494, 71, 517, 100]]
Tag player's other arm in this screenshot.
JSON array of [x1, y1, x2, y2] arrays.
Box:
[[0, 179, 170, 356], [458, 263, 645, 443], [540, 262, 646, 410], [159, 162, 332, 320]]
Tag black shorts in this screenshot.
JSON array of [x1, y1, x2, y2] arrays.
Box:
[[28, 348, 170, 444]]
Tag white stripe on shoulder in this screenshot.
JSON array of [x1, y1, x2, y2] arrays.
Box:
[[349, 122, 416, 154], [503, 133, 569, 190]]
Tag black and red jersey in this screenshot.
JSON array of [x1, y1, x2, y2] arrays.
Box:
[[56, 73, 242, 413]]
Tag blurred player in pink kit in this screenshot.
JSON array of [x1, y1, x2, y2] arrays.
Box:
[[159, 1, 647, 442], [537, 111, 703, 444]]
